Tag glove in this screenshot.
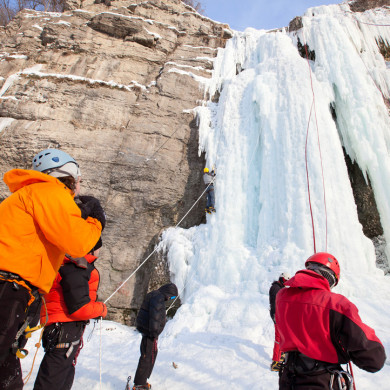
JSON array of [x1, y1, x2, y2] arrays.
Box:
[[101, 303, 107, 318], [77, 196, 106, 230], [93, 303, 107, 320]]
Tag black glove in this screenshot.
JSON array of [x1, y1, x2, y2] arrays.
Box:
[[77, 195, 106, 230]]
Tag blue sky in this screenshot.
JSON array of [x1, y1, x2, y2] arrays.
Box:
[[200, 0, 341, 30]]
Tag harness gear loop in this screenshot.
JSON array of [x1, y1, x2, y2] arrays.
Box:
[[125, 375, 132, 390], [328, 368, 353, 390], [16, 349, 29, 359], [54, 339, 81, 358], [14, 294, 47, 359], [348, 361, 357, 390]]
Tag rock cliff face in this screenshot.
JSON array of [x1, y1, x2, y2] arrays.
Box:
[[349, 0, 390, 12], [0, 0, 232, 324]]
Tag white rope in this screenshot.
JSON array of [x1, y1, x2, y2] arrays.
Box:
[[104, 247, 160, 304], [104, 177, 216, 305], [145, 127, 182, 162], [99, 316, 102, 390], [104, 103, 256, 305], [165, 127, 261, 317]]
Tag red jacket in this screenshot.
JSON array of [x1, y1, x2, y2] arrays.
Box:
[[41, 254, 107, 325], [276, 270, 386, 372]]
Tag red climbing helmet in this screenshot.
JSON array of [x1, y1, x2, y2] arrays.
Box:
[[305, 252, 340, 287]]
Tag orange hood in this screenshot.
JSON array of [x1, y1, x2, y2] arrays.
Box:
[[4, 169, 73, 195]]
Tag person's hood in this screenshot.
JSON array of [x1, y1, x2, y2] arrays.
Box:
[[284, 269, 330, 291], [63, 253, 97, 269], [3, 169, 66, 193], [158, 283, 178, 300]]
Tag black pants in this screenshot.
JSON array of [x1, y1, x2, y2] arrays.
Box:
[[33, 321, 87, 390], [134, 336, 158, 386], [0, 280, 30, 390]]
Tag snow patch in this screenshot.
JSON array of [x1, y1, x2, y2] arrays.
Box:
[[167, 68, 210, 84], [143, 28, 161, 39], [165, 61, 212, 73], [0, 118, 14, 133], [20, 69, 147, 92]]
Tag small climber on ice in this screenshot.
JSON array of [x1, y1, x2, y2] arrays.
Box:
[[203, 167, 216, 213]]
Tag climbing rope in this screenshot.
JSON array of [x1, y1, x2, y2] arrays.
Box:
[[144, 127, 182, 162], [341, 10, 390, 27], [348, 12, 390, 103], [99, 177, 217, 388], [99, 316, 102, 390], [104, 177, 216, 305], [99, 45, 253, 386], [22, 297, 48, 385], [302, 30, 328, 253], [305, 100, 317, 253], [349, 361, 357, 390], [165, 124, 263, 316]]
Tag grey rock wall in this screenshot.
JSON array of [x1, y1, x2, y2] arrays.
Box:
[[0, 0, 232, 324], [349, 0, 390, 12]]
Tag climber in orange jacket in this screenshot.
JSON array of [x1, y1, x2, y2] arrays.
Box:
[[33, 228, 107, 390], [0, 149, 104, 390]]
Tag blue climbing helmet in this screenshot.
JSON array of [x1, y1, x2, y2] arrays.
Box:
[[32, 149, 80, 179]]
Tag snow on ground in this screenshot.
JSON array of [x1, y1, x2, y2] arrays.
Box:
[[22, 3, 390, 389]]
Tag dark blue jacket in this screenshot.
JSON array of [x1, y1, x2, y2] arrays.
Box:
[[136, 283, 178, 338]]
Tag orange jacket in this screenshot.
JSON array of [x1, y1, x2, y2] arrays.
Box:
[[0, 169, 102, 294], [41, 254, 107, 325]]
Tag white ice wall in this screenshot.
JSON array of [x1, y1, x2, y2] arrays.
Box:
[[160, 2, 390, 362]]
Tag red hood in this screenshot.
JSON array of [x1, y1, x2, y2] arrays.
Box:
[[285, 269, 330, 291], [3, 169, 66, 193]]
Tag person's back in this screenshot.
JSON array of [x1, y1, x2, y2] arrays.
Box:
[[34, 247, 107, 390], [136, 290, 166, 338], [276, 253, 386, 389], [203, 172, 213, 185], [132, 283, 178, 390], [203, 167, 216, 213]]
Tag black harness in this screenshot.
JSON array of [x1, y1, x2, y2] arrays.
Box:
[[283, 352, 353, 390]]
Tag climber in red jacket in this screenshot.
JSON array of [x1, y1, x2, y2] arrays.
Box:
[[33, 197, 107, 390], [275, 252, 386, 389]]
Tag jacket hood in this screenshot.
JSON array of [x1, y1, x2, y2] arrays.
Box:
[[158, 283, 178, 300], [285, 269, 330, 291], [3, 169, 63, 193], [64, 254, 97, 264]]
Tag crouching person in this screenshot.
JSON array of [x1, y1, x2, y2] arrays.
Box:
[[132, 283, 178, 390], [33, 227, 107, 390]]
